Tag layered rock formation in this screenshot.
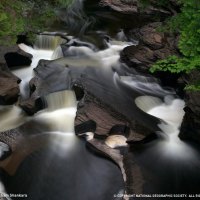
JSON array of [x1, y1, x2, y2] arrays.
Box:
[[120, 22, 181, 88]]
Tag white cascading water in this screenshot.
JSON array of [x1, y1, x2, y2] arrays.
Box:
[[135, 95, 197, 160], [4, 34, 194, 158], [3, 35, 131, 135], [57, 40, 132, 68], [14, 35, 77, 138], [120, 75, 175, 96], [34, 90, 77, 133], [0, 35, 66, 134], [0, 105, 27, 132], [12, 35, 66, 98]]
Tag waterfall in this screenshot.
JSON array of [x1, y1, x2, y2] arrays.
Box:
[[0, 34, 70, 134], [35, 90, 77, 133], [12, 35, 66, 98], [34, 35, 66, 50], [51, 46, 64, 59], [0, 105, 27, 132]]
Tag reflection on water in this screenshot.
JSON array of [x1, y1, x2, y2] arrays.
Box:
[[2, 134, 124, 200]]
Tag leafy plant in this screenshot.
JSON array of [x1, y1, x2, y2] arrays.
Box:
[[185, 84, 200, 91], [150, 56, 200, 73], [150, 0, 200, 73]]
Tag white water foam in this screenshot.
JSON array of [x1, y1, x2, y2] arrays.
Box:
[[12, 45, 54, 98], [0, 35, 70, 132], [12, 35, 65, 98], [57, 39, 132, 69], [135, 95, 198, 160]]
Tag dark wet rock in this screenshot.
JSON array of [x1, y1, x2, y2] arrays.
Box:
[[0, 64, 21, 105], [75, 93, 128, 137], [19, 97, 45, 116], [4, 52, 32, 68], [72, 84, 85, 101], [17, 33, 33, 47], [153, 71, 182, 88], [100, 0, 172, 18], [0, 142, 12, 161], [0, 46, 18, 64], [109, 125, 130, 137], [179, 70, 200, 143], [1, 41, 32, 69], [121, 22, 179, 73], [120, 22, 180, 88], [130, 22, 165, 50], [127, 132, 157, 145], [180, 106, 200, 143], [121, 45, 155, 71], [75, 120, 96, 135]]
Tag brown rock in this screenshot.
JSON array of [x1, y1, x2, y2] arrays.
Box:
[[121, 22, 179, 74], [100, 0, 171, 17], [0, 64, 21, 104], [75, 93, 128, 136], [19, 97, 44, 116]]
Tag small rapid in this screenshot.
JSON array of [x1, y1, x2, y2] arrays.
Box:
[[0, 34, 125, 200], [0, 0, 200, 196], [135, 95, 198, 160], [12, 35, 66, 99]]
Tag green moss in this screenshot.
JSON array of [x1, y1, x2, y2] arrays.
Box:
[[0, 0, 75, 45]]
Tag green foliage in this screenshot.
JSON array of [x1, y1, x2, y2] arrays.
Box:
[[185, 84, 200, 91], [0, 1, 25, 45], [174, 0, 200, 57], [150, 56, 200, 73], [150, 0, 200, 74]]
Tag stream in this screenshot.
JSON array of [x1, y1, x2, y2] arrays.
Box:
[[1, 0, 200, 199]]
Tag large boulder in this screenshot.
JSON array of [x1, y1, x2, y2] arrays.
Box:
[[121, 22, 179, 72], [4, 52, 32, 68], [179, 70, 200, 143], [0, 43, 32, 69], [100, 0, 173, 17], [0, 64, 21, 104], [120, 22, 180, 88], [0, 45, 18, 64]]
